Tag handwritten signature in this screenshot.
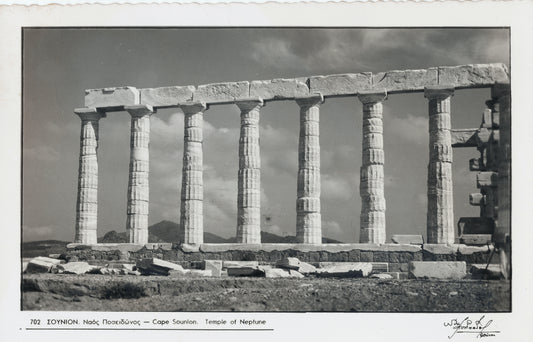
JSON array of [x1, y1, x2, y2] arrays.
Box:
[[444, 315, 501, 339]]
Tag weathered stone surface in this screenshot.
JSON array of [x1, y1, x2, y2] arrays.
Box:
[[263, 268, 304, 278], [48, 254, 62, 259], [250, 78, 308, 100], [136, 258, 185, 275], [197, 243, 421, 253], [438, 63, 509, 88], [202, 260, 223, 277], [451, 129, 478, 147], [423, 244, 459, 255], [144, 243, 173, 250], [276, 257, 301, 270], [457, 244, 492, 255], [55, 262, 97, 274], [372, 68, 437, 93], [470, 264, 502, 279], [370, 273, 393, 279], [193, 81, 249, 103], [140, 86, 195, 107], [391, 235, 424, 245], [408, 261, 466, 279], [226, 266, 264, 277], [309, 73, 372, 96], [297, 262, 317, 274], [85, 86, 140, 108], [67, 243, 145, 253], [316, 263, 372, 277], [477, 171, 498, 188], [26, 257, 62, 273], [223, 261, 259, 268], [371, 262, 388, 272], [458, 217, 495, 235], [459, 234, 492, 245]]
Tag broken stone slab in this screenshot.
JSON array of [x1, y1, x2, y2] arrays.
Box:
[[370, 273, 393, 280], [438, 63, 509, 88], [391, 234, 424, 245], [85, 86, 140, 108], [25, 257, 62, 273], [309, 73, 372, 97], [297, 262, 317, 274], [408, 261, 466, 279], [276, 257, 300, 270], [140, 86, 195, 107], [263, 268, 304, 278], [458, 244, 493, 255], [202, 260, 223, 277], [249, 78, 309, 100], [226, 266, 265, 277], [316, 263, 372, 278], [169, 269, 212, 277], [470, 264, 502, 279], [96, 267, 131, 275], [193, 81, 249, 104], [136, 258, 185, 275], [222, 261, 259, 269], [459, 234, 492, 246], [422, 244, 459, 255], [54, 262, 98, 275], [477, 172, 498, 188], [372, 68, 438, 93], [48, 253, 62, 259]]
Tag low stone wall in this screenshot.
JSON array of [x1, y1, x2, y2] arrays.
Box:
[[65, 243, 496, 272]]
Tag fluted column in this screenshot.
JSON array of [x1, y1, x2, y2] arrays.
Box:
[[180, 102, 207, 245], [296, 94, 324, 244], [125, 105, 154, 244], [358, 91, 387, 244], [235, 98, 264, 244], [425, 86, 455, 244], [74, 108, 106, 244]]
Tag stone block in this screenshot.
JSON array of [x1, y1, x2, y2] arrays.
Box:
[[309, 73, 372, 96], [372, 68, 438, 93], [457, 244, 492, 255], [316, 262, 372, 277], [249, 78, 309, 100], [470, 264, 502, 279], [422, 244, 458, 255], [391, 235, 424, 245], [193, 81, 249, 103], [372, 251, 389, 262], [408, 261, 466, 279], [477, 172, 498, 188], [451, 129, 478, 147], [371, 262, 389, 272], [25, 257, 62, 273], [370, 273, 393, 279], [85, 86, 140, 108], [460, 234, 492, 245], [226, 266, 265, 277], [55, 262, 97, 274], [140, 86, 195, 107], [469, 193, 484, 206], [458, 217, 495, 235], [144, 243, 173, 251], [276, 257, 301, 270], [297, 262, 317, 274], [202, 260, 223, 277], [469, 158, 481, 171], [360, 251, 373, 262], [262, 268, 304, 278], [136, 258, 185, 275], [187, 269, 213, 277], [438, 63, 509, 88], [222, 261, 259, 269]]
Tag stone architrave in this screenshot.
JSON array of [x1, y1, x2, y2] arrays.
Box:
[[295, 94, 324, 244], [125, 105, 154, 245], [180, 102, 207, 245], [424, 86, 455, 244], [74, 108, 106, 244], [358, 90, 387, 244], [235, 98, 264, 244]]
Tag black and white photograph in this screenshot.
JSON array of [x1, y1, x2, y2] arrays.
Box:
[[2, 1, 533, 341]]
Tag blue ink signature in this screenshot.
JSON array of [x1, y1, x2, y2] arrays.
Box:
[[444, 315, 501, 339]]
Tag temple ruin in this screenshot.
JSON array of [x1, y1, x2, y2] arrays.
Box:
[[72, 63, 510, 258]]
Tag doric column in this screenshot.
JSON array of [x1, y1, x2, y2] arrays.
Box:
[[424, 86, 455, 244], [125, 105, 154, 245], [235, 98, 264, 244], [74, 108, 106, 244], [180, 102, 207, 245], [295, 94, 324, 244], [358, 90, 387, 244]]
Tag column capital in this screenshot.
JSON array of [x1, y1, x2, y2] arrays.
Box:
[[491, 83, 510, 99], [235, 98, 264, 112], [74, 107, 106, 121], [125, 104, 154, 117], [424, 85, 455, 100], [357, 89, 387, 104], [295, 93, 324, 108], [180, 102, 207, 115]]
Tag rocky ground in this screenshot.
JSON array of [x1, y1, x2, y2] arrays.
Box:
[[22, 274, 510, 312]]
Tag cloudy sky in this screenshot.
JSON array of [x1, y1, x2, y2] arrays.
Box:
[[22, 28, 509, 242]]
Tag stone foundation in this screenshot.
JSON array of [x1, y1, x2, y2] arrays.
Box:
[[65, 243, 496, 271]]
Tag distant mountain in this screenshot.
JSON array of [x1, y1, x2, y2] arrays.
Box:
[[21, 240, 70, 258]]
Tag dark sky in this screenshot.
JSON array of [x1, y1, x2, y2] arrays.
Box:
[[22, 28, 509, 242]]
